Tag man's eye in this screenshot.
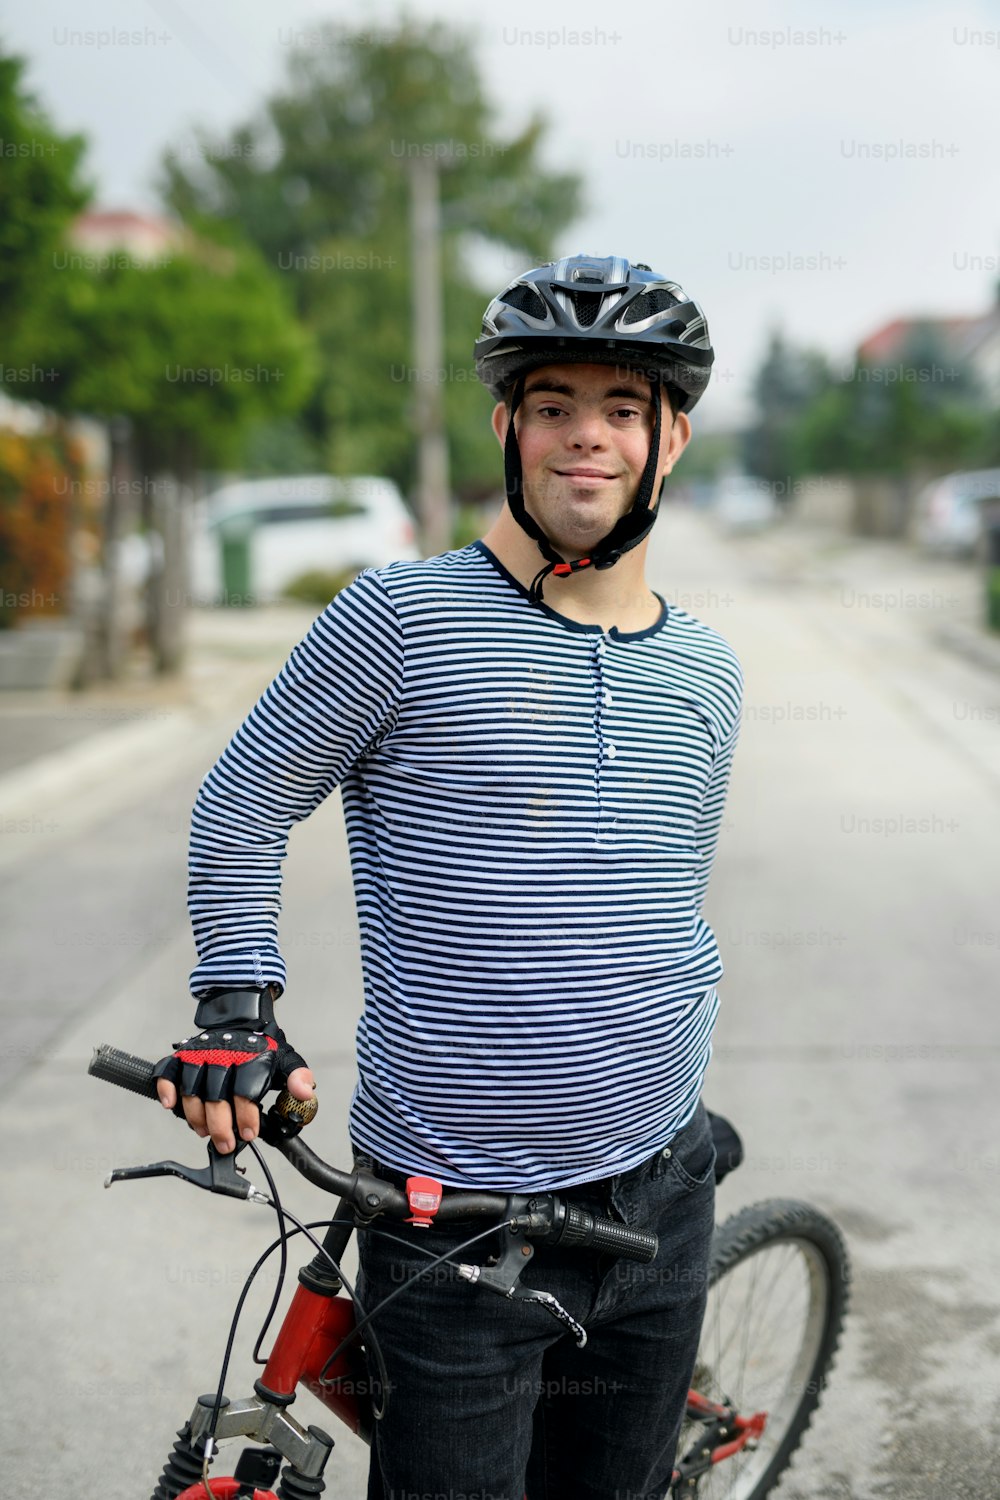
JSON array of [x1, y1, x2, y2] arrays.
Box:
[[613, 407, 643, 420], [536, 405, 565, 419]]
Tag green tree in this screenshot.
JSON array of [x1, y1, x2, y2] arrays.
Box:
[[159, 19, 582, 497], [6, 243, 315, 669], [8, 243, 315, 473], [796, 327, 989, 478], [742, 330, 834, 489], [0, 50, 90, 348], [0, 46, 318, 673]]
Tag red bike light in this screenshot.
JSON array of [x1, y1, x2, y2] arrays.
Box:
[[405, 1175, 443, 1226]]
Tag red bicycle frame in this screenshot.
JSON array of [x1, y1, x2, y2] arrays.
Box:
[[174, 1280, 767, 1500], [259, 1281, 370, 1437]]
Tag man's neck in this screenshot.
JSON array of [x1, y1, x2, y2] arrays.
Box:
[[479, 507, 661, 634]]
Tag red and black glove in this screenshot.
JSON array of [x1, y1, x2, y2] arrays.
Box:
[[153, 986, 308, 1107]]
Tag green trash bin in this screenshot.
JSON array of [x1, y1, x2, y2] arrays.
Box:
[[218, 517, 254, 606]]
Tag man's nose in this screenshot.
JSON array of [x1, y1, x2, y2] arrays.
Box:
[[566, 410, 607, 447]]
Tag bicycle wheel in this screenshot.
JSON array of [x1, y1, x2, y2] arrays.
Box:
[[672, 1198, 849, 1499]]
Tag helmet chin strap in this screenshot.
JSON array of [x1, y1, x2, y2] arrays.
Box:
[[503, 375, 665, 605]]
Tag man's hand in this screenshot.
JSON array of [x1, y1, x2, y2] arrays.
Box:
[[156, 1066, 316, 1154], [153, 986, 314, 1154]]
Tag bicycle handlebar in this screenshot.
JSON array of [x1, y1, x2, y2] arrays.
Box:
[[89, 1043, 659, 1264], [89, 1043, 167, 1102]]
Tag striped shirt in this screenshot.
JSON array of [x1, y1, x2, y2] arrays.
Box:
[[189, 541, 743, 1191]]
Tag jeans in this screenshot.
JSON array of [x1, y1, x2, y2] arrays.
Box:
[[356, 1101, 717, 1500]]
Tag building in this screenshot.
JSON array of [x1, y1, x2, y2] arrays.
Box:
[[69, 209, 183, 263], [856, 288, 1000, 401]]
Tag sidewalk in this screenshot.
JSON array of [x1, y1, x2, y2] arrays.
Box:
[[1, 604, 317, 774], [0, 603, 317, 871]]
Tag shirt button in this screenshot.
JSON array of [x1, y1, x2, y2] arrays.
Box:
[[606, 743, 617, 759], [661, 1147, 672, 1160], [603, 690, 613, 707]]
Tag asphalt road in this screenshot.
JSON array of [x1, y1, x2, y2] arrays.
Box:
[[2, 509, 999, 1499]]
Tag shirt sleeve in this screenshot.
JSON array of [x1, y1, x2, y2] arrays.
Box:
[[691, 668, 743, 920], [188, 570, 404, 1000]]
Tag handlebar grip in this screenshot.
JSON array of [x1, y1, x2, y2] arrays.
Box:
[[556, 1203, 658, 1263], [88, 1044, 315, 1130], [89, 1044, 160, 1099]]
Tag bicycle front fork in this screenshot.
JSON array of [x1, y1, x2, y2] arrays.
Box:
[[152, 1388, 335, 1500]]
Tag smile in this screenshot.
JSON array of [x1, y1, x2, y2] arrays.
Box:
[[554, 469, 619, 481]]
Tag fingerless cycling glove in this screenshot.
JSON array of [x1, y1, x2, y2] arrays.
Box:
[[153, 986, 308, 1104]]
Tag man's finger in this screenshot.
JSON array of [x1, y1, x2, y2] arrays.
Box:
[[183, 1096, 209, 1137], [156, 1079, 177, 1110], [204, 1099, 237, 1154], [287, 1066, 317, 1102], [234, 1094, 261, 1143]]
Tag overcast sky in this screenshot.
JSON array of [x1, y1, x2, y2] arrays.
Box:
[[4, 0, 1000, 426]]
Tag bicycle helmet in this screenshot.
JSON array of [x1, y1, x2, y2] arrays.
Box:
[[473, 254, 714, 601]]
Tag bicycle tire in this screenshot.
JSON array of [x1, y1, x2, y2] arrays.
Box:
[[672, 1198, 849, 1499]]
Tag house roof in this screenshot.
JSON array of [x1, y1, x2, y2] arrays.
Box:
[[74, 210, 174, 235], [858, 307, 1000, 364], [69, 210, 182, 259]]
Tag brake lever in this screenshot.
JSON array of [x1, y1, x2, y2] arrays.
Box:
[[454, 1210, 588, 1348], [511, 1285, 587, 1347], [102, 1089, 315, 1199], [104, 1141, 268, 1202]]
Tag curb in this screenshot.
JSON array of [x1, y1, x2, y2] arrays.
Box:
[[0, 604, 319, 817], [0, 706, 200, 819], [0, 653, 290, 875]]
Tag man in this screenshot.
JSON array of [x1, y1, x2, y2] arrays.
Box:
[[156, 255, 743, 1499]]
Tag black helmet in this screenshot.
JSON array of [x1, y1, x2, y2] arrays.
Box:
[[474, 254, 714, 412], [473, 254, 714, 602]]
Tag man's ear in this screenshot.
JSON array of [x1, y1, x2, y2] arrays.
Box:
[[491, 401, 509, 449], [659, 408, 692, 483]]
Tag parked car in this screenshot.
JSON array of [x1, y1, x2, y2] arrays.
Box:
[[190, 474, 419, 603], [913, 469, 1000, 558], [711, 475, 778, 533]]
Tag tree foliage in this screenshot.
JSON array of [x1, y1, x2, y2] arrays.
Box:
[[794, 327, 990, 478], [0, 52, 89, 333], [159, 19, 582, 494], [5, 243, 316, 477], [744, 324, 994, 483], [742, 331, 834, 486], [0, 45, 315, 480]]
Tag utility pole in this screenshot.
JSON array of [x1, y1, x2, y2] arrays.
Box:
[[100, 414, 133, 680], [407, 154, 451, 557]]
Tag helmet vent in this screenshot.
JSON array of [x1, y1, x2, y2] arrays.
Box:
[[571, 291, 602, 327], [622, 288, 679, 325], [501, 282, 548, 320]]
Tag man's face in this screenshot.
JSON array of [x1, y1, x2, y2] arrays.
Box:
[[491, 362, 691, 558]]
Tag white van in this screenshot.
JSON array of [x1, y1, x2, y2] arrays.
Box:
[[190, 474, 420, 603]]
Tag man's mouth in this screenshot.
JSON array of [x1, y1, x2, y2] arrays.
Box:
[[554, 468, 618, 481]]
